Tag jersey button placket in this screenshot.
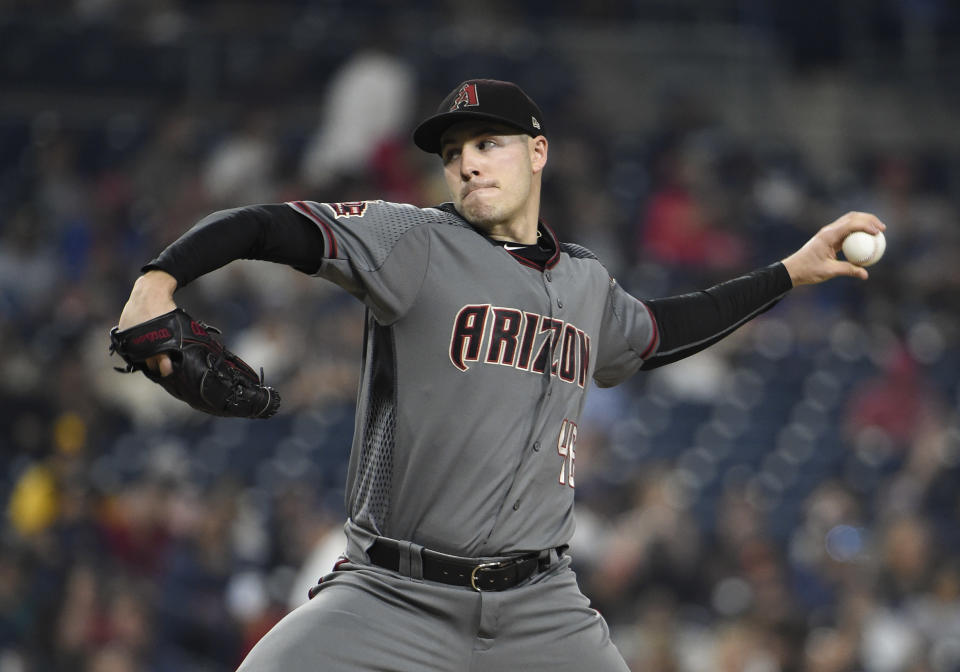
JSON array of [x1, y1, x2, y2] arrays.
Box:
[[541, 266, 558, 398]]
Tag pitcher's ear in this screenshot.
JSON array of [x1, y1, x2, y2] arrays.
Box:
[[530, 136, 548, 173]]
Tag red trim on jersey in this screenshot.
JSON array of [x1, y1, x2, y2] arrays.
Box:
[[505, 249, 545, 270], [639, 300, 660, 359], [289, 201, 339, 259], [539, 220, 562, 269], [486, 307, 523, 366], [558, 324, 578, 382], [516, 312, 541, 371], [500, 221, 560, 271], [531, 318, 563, 375], [449, 304, 491, 371], [576, 328, 591, 388]]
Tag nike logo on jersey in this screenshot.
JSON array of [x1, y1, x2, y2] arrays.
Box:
[[503, 244, 526, 251], [449, 304, 591, 388]]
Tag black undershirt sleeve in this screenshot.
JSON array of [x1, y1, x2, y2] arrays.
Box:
[[142, 204, 326, 288], [148, 205, 791, 371], [640, 263, 793, 370]]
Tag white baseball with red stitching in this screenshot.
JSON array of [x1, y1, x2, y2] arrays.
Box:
[[842, 231, 886, 267]]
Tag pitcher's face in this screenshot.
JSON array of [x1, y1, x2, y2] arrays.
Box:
[[440, 122, 541, 233]]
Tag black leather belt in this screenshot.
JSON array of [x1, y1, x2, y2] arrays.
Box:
[[367, 539, 563, 592]]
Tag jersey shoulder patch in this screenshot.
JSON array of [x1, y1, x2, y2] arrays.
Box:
[[290, 200, 456, 271], [560, 242, 600, 261]]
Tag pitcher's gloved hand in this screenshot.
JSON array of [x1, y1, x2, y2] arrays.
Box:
[[110, 308, 280, 419]]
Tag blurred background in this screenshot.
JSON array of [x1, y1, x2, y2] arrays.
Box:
[[2, 1, 960, 670]]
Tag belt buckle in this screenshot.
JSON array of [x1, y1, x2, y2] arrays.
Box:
[[469, 560, 507, 592]]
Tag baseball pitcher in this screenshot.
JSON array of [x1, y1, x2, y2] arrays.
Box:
[[114, 80, 885, 671]]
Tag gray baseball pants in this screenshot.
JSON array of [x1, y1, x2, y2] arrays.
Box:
[[236, 556, 629, 671]]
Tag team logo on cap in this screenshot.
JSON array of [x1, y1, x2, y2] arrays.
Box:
[[450, 83, 479, 111]]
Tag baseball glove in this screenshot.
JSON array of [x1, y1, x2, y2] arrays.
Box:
[[109, 308, 281, 419]]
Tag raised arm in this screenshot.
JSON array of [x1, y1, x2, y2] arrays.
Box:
[[639, 211, 886, 370]]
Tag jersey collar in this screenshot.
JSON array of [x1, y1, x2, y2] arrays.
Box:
[[437, 203, 561, 271], [537, 220, 561, 270]]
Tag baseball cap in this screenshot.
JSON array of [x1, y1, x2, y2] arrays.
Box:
[[413, 79, 545, 155]]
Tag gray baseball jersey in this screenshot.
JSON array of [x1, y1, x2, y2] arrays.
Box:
[[286, 198, 657, 558]]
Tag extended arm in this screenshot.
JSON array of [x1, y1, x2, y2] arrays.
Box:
[[641, 211, 886, 370], [641, 262, 791, 370]]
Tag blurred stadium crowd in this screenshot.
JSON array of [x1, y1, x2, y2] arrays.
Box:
[[2, 2, 960, 671]]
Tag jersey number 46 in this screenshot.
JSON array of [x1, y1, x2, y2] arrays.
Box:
[[557, 419, 578, 488]]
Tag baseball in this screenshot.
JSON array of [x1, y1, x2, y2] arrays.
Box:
[[841, 231, 886, 267]]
